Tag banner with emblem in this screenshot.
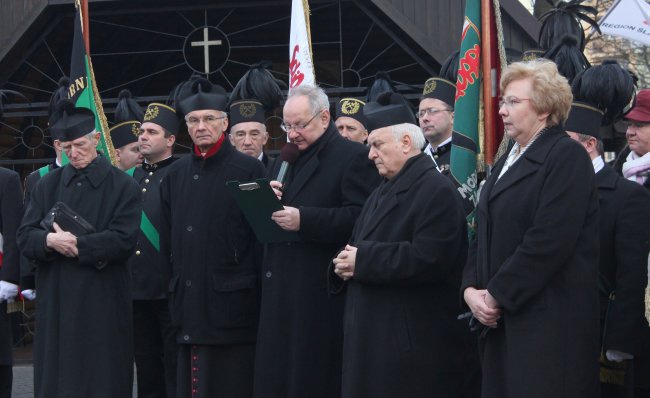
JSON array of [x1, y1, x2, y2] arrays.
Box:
[[451, 0, 482, 240], [68, 0, 115, 163], [289, 0, 316, 90]]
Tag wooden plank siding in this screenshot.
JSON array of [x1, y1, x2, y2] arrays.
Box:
[[0, 0, 48, 59], [372, 0, 539, 69]]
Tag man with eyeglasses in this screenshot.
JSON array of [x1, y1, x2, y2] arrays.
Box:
[[160, 77, 265, 398], [622, 89, 650, 190], [129, 102, 179, 398], [228, 99, 274, 168], [418, 77, 456, 173], [254, 85, 380, 398]]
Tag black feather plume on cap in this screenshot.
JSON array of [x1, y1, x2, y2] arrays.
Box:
[[47, 77, 70, 120], [175, 76, 228, 115], [538, 0, 600, 51], [230, 63, 284, 111], [572, 60, 635, 126], [543, 35, 590, 84], [366, 72, 396, 103], [114, 89, 144, 123], [439, 51, 460, 84]]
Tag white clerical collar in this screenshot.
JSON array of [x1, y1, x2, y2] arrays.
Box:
[[427, 136, 452, 153], [592, 156, 604, 174], [257, 152, 264, 162]]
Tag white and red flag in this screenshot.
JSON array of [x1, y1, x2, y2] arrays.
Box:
[[289, 0, 316, 90], [599, 0, 650, 46]]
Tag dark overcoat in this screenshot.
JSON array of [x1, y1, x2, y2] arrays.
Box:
[[595, 164, 650, 354], [254, 125, 380, 398], [0, 168, 23, 366], [21, 164, 57, 290], [17, 155, 141, 398], [461, 126, 601, 398], [334, 154, 476, 398], [596, 164, 650, 395], [159, 140, 265, 345]]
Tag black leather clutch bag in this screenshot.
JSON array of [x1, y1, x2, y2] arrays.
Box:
[[40, 201, 96, 236]]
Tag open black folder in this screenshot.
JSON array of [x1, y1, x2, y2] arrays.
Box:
[[226, 178, 299, 243]]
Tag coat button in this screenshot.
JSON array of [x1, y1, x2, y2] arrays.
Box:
[[142, 188, 147, 193], [187, 226, 192, 232], [185, 280, 192, 287], [145, 179, 150, 183], [193, 174, 199, 180], [149, 172, 153, 176], [183, 335, 190, 341], [265, 271, 272, 278], [76, 182, 82, 187], [135, 250, 141, 256]]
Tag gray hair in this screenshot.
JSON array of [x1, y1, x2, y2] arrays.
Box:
[[391, 123, 426, 150], [84, 130, 98, 141], [574, 132, 604, 156], [287, 85, 329, 114]]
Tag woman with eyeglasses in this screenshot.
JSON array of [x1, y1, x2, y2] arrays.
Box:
[[461, 59, 601, 398]]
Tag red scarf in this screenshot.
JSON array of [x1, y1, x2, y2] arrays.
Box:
[[193, 133, 225, 159]]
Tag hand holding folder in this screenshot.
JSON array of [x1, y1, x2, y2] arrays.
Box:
[[227, 178, 299, 243]]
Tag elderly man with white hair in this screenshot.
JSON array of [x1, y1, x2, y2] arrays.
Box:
[[332, 92, 472, 398]]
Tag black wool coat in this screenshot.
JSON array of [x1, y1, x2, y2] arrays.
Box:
[[21, 164, 57, 290], [18, 155, 141, 398], [254, 124, 380, 398], [595, 164, 650, 355], [333, 153, 477, 398], [0, 168, 23, 366], [160, 140, 265, 346], [461, 126, 602, 398]]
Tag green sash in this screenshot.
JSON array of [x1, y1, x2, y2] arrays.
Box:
[[38, 165, 51, 177], [140, 211, 160, 252]]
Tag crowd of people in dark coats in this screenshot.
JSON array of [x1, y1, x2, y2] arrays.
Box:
[[0, 54, 647, 398]]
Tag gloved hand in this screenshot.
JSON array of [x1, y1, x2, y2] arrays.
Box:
[[21, 289, 36, 301], [0, 281, 19, 303], [606, 349, 634, 362]]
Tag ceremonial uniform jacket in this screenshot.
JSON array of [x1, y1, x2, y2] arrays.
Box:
[[160, 140, 265, 345], [254, 124, 380, 398], [332, 154, 475, 398], [424, 138, 452, 173], [18, 155, 141, 398], [128, 158, 175, 300], [461, 126, 601, 398], [0, 168, 22, 366]]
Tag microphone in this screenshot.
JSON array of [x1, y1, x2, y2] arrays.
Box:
[[276, 143, 300, 185]]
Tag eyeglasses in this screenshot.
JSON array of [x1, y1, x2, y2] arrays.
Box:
[[499, 97, 531, 108], [185, 114, 227, 127], [623, 120, 650, 129], [280, 110, 323, 133], [416, 107, 453, 118]]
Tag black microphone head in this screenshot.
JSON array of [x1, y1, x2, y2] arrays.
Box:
[[280, 143, 300, 164]]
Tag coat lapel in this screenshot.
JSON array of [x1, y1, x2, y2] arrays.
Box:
[[282, 125, 337, 204], [596, 165, 618, 191], [357, 155, 432, 239], [488, 127, 563, 202]]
